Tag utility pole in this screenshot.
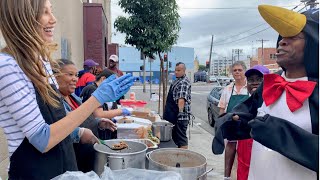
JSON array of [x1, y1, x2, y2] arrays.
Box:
[[218, 58, 221, 77], [237, 50, 240, 61], [231, 49, 234, 65], [224, 57, 227, 76], [257, 39, 269, 65], [302, 0, 318, 8], [233, 49, 242, 61], [208, 35, 214, 80], [251, 41, 254, 59]]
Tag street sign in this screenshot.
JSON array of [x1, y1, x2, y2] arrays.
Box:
[[148, 57, 155, 62]]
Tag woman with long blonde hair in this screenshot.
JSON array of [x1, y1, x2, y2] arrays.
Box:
[[0, 0, 134, 179]]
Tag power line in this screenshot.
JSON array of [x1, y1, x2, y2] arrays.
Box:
[[180, 5, 301, 10], [211, 3, 306, 46], [213, 23, 267, 44], [212, 3, 304, 45], [213, 27, 271, 46]]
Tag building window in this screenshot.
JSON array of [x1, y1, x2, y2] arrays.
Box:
[[269, 54, 276, 59]]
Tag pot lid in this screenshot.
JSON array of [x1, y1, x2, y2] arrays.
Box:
[[152, 121, 173, 126], [114, 116, 152, 126], [94, 140, 147, 155]]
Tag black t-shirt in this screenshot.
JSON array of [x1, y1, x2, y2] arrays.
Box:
[[80, 83, 97, 103], [80, 83, 117, 111]]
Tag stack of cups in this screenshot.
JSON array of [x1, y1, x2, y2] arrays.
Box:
[[129, 92, 136, 100]]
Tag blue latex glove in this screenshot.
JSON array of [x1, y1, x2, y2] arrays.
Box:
[[121, 108, 131, 116], [92, 74, 135, 104], [111, 118, 117, 123]]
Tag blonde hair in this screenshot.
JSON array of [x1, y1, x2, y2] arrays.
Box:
[[0, 0, 60, 107]]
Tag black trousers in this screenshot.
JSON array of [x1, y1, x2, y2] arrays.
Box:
[[73, 143, 96, 172]]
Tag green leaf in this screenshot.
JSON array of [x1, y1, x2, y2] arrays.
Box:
[[114, 0, 180, 58]]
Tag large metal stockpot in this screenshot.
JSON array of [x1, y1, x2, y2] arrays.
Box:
[[146, 148, 213, 180], [152, 121, 174, 141], [93, 139, 147, 175]]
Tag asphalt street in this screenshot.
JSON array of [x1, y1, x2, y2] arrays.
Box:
[[132, 82, 217, 135]]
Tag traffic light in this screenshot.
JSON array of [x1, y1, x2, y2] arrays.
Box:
[[140, 65, 144, 71], [169, 61, 172, 68], [206, 61, 210, 69], [140, 52, 145, 60], [164, 54, 168, 62]]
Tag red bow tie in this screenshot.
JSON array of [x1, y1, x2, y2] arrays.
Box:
[[262, 74, 316, 112]]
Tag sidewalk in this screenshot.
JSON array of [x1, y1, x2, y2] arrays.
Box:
[[130, 88, 224, 179], [0, 128, 8, 180]]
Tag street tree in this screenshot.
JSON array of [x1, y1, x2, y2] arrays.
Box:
[[114, 0, 180, 111], [198, 65, 207, 71]]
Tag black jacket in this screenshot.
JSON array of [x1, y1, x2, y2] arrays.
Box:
[[212, 76, 319, 172]]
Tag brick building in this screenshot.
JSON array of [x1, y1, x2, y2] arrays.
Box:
[[250, 47, 280, 72], [50, 0, 111, 69]]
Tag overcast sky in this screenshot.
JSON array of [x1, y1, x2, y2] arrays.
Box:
[[110, 0, 306, 64]]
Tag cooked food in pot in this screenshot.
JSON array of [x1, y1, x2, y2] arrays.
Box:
[[112, 141, 128, 150]]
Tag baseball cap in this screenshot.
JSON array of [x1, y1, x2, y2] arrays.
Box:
[[109, 55, 119, 62], [84, 59, 99, 67], [245, 65, 270, 77]]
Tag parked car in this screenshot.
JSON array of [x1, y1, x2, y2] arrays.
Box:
[[206, 86, 223, 127], [209, 76, 218, 83], [194, 71, 207, 82]]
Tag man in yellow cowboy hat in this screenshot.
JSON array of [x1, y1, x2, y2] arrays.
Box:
[[212, 5, 319, 180]]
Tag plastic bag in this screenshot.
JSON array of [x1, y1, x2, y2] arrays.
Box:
[[101, 166, 182, 180], [52, 166, 182, 180], [51, 171, 100, 180]]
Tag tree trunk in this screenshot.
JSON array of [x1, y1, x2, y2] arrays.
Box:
[[158, 56, 162, 114], [165, 60, 169, 97], [162, 60, 166, 113], [156, 53, 166, 115]]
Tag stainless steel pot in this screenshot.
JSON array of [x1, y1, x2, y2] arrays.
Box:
[[146, 148, 213, 180], [152, 121, 174, 141], [93, 139, 147, 175]]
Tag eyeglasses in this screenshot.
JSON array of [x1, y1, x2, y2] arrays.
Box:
[[233, 69, 243, 72]]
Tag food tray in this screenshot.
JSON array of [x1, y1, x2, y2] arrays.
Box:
[[120, 99, 147, 108], [114, 116, 152, 126]]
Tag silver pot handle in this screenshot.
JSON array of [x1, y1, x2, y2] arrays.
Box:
[[164, 123, 175, 128], [146, 151, 152, 161], [197, 168, 213, 180], [107, 156, 125, 170]]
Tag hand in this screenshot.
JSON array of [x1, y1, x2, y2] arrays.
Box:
[[80, 128, 99, 144], [99, 118, 117, 132], [92, 74, 135, 104], [231, 112, 255, 125], [121, 108, 132, 116]]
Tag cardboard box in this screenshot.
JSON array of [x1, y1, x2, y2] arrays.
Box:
[[132, 111, 157, 122]]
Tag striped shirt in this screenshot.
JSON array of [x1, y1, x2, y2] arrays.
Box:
[[0, 53, 51, 156]]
